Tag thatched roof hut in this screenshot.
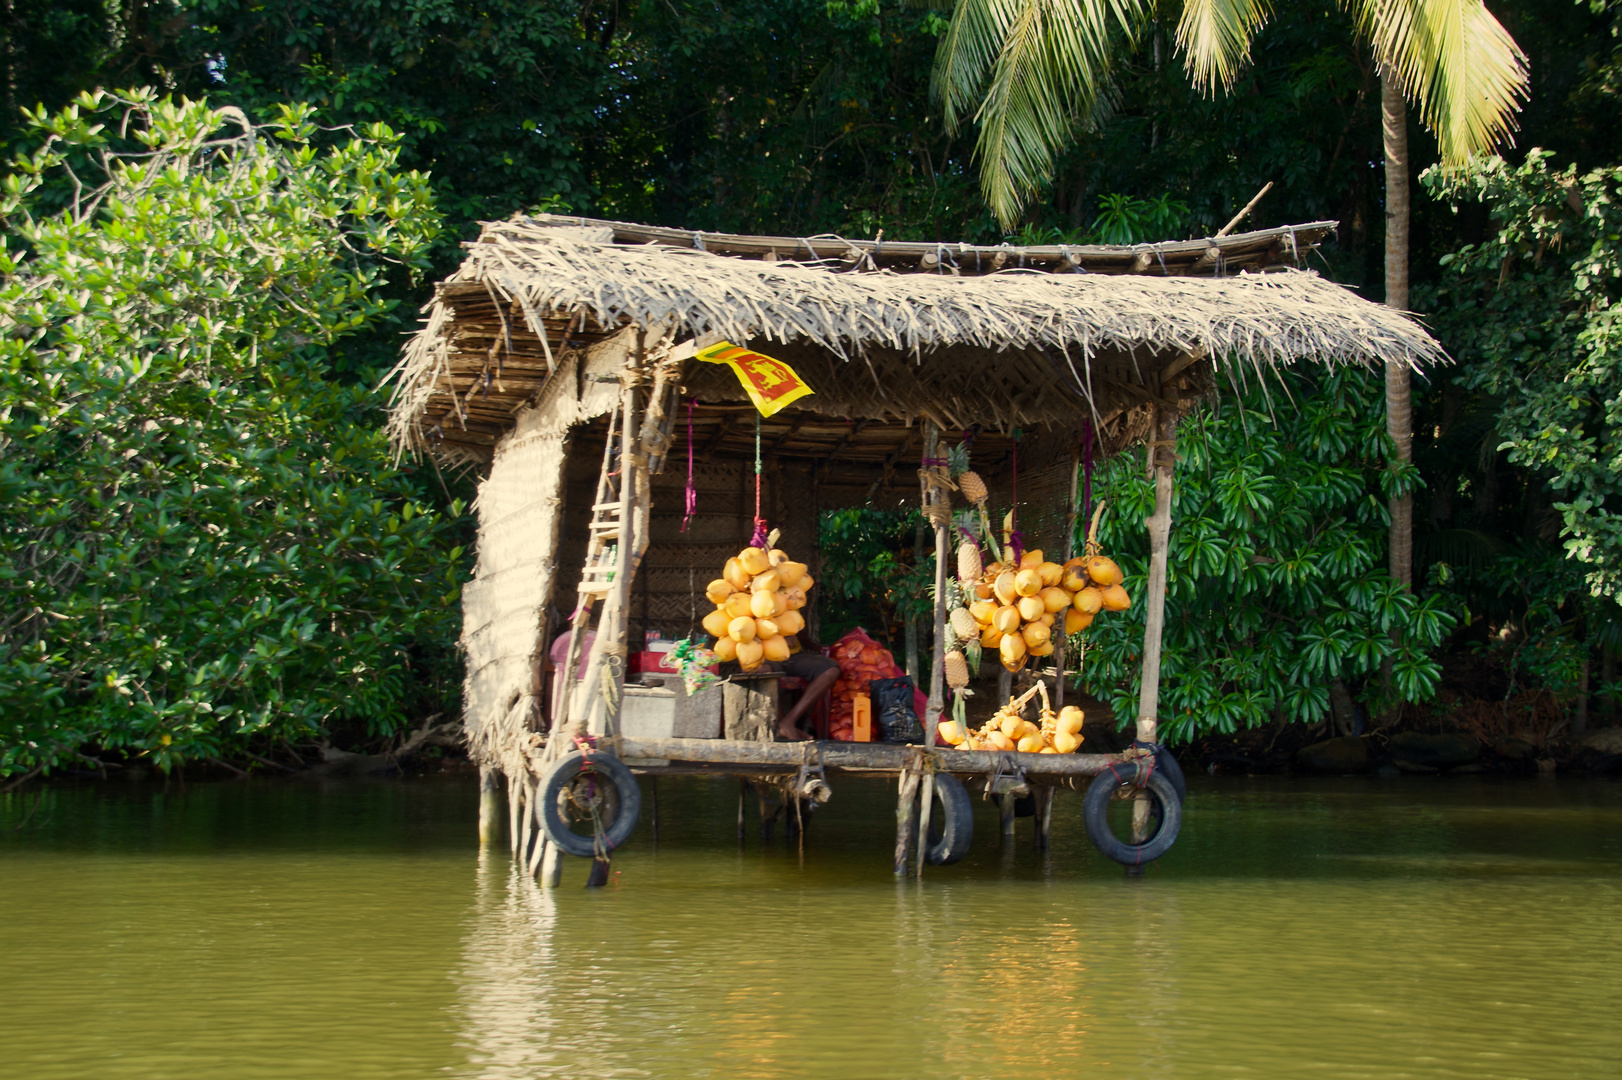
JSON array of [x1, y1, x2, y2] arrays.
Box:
[[387, 214, 1442, 870]]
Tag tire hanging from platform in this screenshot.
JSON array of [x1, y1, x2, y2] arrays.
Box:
[[925, 772, 974, 865], [538, 749, 642, 858], [1082, 761, 1182, 866]]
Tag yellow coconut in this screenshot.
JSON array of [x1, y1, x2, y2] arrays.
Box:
[[1053, 730, 1081, 754], [799, 574, 815, 592], [1040, 586, 1072, 613], [1064, 609, 1094, 635], [1014, 568, 1044, 597], [723, 558, 751, 591], [1000, 633, 1027, 668], [1073, 586, 1104, 615], [1022, 621, 1051, 649], [776, 561, 806, 588], [1057, 706, 1084, 736], [1100, 583, 1132, 611], [937, 720, 967, 746], [724, 592, 754, 619], [775, 609, 805, 636], [980, 625, 1004, 648], [749, 590, 777, 619], [969, 600, 999, 626], [974, 582, 995, 600], [739, 547, 771, 575], [1017, 595, 1046, 622], [768, 548, 790, 567], [705, 579, 735, 605], [1037, 561, 1064, 588], [761, 634, 791, 662], [751, 570, 781, 594], [712, 635, 739, 662], [755, 617, 780, 640], [702, 608, 732, 638], [1017, 732, 1046, 754], [1040, 612, 1055, 627], [993, 570, 1019, 606], [992, 605, 1022, 635], [1019, 548, 1044, 570], [1029, 640, 1055, 657], [736, 639, 765, 670], [728, 616, 758, 643], [1086, 555, 1124, 587]]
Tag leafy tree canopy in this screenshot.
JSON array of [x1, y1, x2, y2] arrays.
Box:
[[0, 90, 465, 778]]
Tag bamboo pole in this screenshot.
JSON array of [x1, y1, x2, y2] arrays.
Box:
[[924, 422, 948, 728], [1136, 404, 1178, 745], [894, 766, 922, 876], [1053, 443, 1082, 709], [581, 376, 640, 735], [478, 766, 502, 844], [914, 770, 935, 877]]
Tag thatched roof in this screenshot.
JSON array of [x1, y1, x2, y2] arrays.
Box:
[[388, 216, 1444, 464]]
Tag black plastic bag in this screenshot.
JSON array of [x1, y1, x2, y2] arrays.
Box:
[[870, 676, 924, 744]]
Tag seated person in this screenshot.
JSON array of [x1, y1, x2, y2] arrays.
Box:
[[710, 628, 839, 742]]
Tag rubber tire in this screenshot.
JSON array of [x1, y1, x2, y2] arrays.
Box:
[[1082, 765, 1182, 866], [925, 773, 974, 866], [538, 750, 642, 858], [1155, 747, 1188, 805]]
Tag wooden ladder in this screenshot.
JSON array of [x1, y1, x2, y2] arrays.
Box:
[[576, 402, 625, 603]]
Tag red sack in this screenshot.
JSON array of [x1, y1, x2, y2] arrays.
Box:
[[827, 628, 904, 741]]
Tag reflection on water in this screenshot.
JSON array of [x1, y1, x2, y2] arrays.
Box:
[[3, 774, 1621, 1079]]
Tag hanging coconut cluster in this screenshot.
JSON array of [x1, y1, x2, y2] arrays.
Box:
[[937, 683, 1085, 753], [701, 546, 814, 672], [939, 439, 1130, 677], [946, 547, 1128, 674]]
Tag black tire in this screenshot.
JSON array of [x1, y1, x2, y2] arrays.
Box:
[[538, 750, 641, 858], [1154, 747, 1188, 804], [1083, 763, 1182, 866], [925, 773, 974, 865]]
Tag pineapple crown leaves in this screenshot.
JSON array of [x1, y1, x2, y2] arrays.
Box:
[[947, 441, 971, 478]]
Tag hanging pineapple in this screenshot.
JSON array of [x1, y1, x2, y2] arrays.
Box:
[[947, 440, 987, 507]]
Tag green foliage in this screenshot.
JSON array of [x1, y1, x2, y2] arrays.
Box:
[[0, 90, 464, 777], [1422, 151, 1622, 608], [817, 507, 934, 648], [1077, 369, 1455, 742]]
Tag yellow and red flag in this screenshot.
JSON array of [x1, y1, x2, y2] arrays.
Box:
[[694, 342, 814, 417]]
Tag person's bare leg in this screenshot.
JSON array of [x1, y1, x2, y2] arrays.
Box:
[[778, 667, 837, 740]]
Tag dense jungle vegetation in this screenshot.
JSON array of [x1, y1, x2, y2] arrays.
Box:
[[1, 0, 1619, 777]]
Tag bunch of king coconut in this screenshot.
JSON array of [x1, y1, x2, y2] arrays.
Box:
[[939, 442, 1131, 690]]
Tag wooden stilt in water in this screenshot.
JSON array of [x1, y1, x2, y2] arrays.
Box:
[[893, 767, 921, 876], [649, 776, 659, 844], [1034, 787, 1053, 850], [999, 791, 1016, 838], [586, 856, 611, 887], [479, 766, 502, 845], [1126, 795, 1152, 878], [914, 770, 935, 877], [737, 778, 748, 844], [507, 775, 523, 859]]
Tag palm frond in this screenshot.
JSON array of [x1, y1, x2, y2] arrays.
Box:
[[1176, 0, 1274, 93], [935, 0, 1148, 226], [1356, 0, 1528, 162]]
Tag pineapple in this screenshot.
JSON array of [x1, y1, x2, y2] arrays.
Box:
[[944, 650, 970, 690], [949, 606, 978, 642], [948, 441, 988, 506], [956, 539, 982, 588]]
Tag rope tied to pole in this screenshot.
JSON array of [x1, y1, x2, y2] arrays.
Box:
[[680, 397, 696, 533], [917, 455, 955, 528], [750, 411, 768, 548]]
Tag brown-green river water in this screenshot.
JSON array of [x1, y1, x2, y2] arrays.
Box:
[[3, 773, 1620, 1079]]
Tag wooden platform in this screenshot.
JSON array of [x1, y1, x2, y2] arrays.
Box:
[[616, 736, 1123, 777]]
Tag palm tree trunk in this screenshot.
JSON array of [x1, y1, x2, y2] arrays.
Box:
[[1382, 73, 1413, 590]]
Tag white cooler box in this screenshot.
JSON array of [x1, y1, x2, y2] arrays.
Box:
[[620, 673, 723, 739]]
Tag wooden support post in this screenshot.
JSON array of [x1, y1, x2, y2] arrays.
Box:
[[1034, 786, 1054, 850], [1127, 793, 1152, 878], [586, 856, 611, 887], [649, 776, 660, 844], [478, 766, 502, 844], [1054, 445, 1082, 709], [915, 770, 935, 877], [999, 791, 1016, 838], [894, 767, 922, 876], [506, 775, 523, 858], [737, 779, 748, 844], [1136, 404, 1178, 745], [924, 423, 949, 729], [539, 837, 564, 887]]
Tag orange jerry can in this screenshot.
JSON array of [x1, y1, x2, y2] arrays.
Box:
[[852, 694, 873, 742]]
